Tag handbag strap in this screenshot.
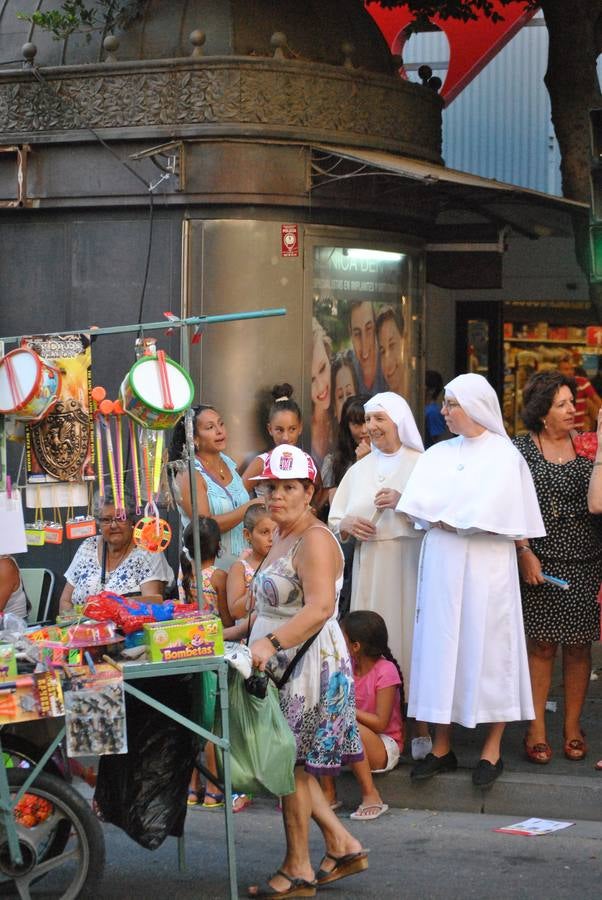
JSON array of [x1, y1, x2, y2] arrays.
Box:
[[268, 630, 321, 690]]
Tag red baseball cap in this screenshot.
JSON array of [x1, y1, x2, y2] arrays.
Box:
[[250, 444, 317, 483]]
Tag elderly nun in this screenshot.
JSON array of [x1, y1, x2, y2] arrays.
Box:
[[329, 392, 424, 693], [398, 373, 545, 787]]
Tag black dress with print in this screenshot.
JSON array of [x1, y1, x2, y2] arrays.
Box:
[[513, 434, 602, 644]]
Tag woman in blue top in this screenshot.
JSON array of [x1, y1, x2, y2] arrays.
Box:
[[171, 405, 262, 566]]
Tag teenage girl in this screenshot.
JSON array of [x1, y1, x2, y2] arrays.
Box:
[[181, 516, 250, 811], [227, 504, 276, 622], [241, 383, 303, 491], [321, 610, 404, 820]]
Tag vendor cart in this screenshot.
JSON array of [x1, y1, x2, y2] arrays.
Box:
[[0, 654, 236, 899]]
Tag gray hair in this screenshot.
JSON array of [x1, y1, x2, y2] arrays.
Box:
[[92, 489, 138, 521]]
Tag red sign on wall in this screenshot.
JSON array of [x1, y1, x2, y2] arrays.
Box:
[[365, 1, 537, 105], [281, 224, 299, 257]]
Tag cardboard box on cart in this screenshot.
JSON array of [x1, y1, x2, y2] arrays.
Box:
[[143, 615, 224, 663]]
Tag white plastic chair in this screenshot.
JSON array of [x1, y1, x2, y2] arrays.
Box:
[[20, 568, 56, 623]]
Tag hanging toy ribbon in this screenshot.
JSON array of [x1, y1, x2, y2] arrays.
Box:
[[128, 417, 143, 515], [113, 400, 126, 518]]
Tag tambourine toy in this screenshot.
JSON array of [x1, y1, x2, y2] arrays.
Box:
[[133, 516, 172, 553]]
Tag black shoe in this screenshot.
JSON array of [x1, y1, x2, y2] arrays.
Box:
[[410, 750, 458, 781], [472, 758, 504, 788]]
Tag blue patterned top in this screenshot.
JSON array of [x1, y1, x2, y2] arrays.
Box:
[[180, 453, 249, 561]]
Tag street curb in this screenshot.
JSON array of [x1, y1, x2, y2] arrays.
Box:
[[337, 766, 602, 823]]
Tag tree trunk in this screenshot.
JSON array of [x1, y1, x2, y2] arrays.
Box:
[[541, 0, 602, 313], [541, 0, 602, 203]]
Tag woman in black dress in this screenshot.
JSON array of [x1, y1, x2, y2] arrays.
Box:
[[513, 371, 602, 764]]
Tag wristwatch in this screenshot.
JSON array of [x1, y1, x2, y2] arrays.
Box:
[[266, 632, 284, 652]]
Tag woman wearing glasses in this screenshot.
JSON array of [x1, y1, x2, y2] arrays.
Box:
[[398, 374, 544, 787], [58, 491, 174, 614]]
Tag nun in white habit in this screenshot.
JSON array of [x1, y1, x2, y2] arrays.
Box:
[[329, 392, 424, 693], [398, 373, 545, 786]]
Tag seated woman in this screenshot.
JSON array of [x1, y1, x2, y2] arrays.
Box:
[[0, 556, 28, 618], [59, 491, 174, 614]]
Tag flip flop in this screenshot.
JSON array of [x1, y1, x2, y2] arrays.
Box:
[[315, 850, 370, 886], [350, 802, 389, 821], [187, 788, 202, 807], [330, 799, 343, 811], [233, 792, 252, 813], [202, 790, 225, 810], [248, 869, 317, 898]]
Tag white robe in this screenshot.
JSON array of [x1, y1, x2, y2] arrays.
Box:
[[398, 431, 544, 727], [329, 447, 423, 691]]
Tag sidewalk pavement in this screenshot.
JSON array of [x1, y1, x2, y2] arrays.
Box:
[[336, 642, 602, 822]]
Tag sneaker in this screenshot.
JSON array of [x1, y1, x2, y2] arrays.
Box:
[[410, 750, 458, 781], [411, 736, 433, 761]]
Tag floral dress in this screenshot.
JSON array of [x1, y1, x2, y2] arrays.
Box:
[[250, 526, 363, 776], [513, 434, 602, 643]]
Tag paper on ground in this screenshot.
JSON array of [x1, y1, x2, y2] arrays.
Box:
[[495, 817, 574, 836]]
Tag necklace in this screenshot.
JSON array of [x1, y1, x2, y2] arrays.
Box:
[[537, 432, 575, 464], [198, 455, 227, 481], [105, 540, 133, 573]]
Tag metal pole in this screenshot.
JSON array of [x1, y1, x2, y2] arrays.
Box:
[[0, 308, 286, 345]]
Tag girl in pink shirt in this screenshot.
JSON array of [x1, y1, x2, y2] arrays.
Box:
[[320, 611, 404, 820], [345, 611, 405, 771]]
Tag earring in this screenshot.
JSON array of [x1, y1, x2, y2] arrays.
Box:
[[543, 419, 547, 430]]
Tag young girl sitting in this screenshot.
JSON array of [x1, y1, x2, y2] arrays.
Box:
[[321, 610, 404, 820], [181, 516, 250, 812], [226, 504, 276, 622]]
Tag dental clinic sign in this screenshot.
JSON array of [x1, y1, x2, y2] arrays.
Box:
[[365, 1, 537, 104]]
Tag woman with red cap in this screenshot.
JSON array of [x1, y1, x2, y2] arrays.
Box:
[[248, 444, 368, 900]]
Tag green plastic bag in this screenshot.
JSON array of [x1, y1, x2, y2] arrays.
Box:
[[215, 668, 296, 797]]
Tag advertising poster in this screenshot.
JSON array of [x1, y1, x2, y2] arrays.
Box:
[[24, 333, 94, 483], [311, 246, 409, 480]]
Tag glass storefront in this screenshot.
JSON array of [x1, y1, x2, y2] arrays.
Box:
[[503, 300, 601, 435]]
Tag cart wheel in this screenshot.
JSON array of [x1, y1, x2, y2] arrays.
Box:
[[0, 734, 62, 779], [0, 769, 105, 899]]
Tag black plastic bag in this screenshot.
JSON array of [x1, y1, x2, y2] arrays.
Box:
[[94, 675, 197, 850]]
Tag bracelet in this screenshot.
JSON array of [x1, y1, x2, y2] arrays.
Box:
[[516, 545, 531, 555], [266, 632, 284, 652], [594, 461, 602, 467]]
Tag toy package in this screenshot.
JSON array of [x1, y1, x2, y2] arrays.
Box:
[[63, 664, 127, 757], [143, 615, 224, 663]]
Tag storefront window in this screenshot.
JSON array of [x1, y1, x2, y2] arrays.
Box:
[[503, 301, 602, 435]]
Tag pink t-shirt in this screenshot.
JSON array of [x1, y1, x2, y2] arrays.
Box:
[[353, 658, 404, 750]]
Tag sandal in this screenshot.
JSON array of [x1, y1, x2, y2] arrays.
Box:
[[248, 870, 317, 898], [202, 790, 225, 810], [187, 788, 202, 807], [315, 850, 370, 886], [350, 802, 388, 821], [523, 735, 552, 765], [233, 792, 252, 813], [564, 732, 587, 761]]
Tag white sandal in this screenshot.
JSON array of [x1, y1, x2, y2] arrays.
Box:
[[349, 802, 388, 821]]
